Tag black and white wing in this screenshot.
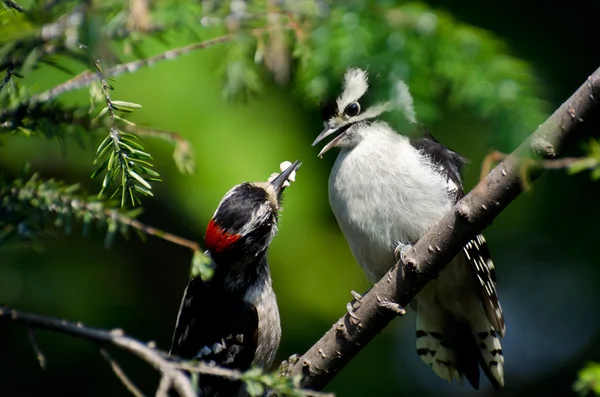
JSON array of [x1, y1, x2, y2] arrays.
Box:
[[170, 277, 259, 395], [411, 132, 505, 336], [410, 131, 468, 200]]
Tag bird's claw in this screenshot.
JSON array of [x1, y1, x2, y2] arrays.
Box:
[[378, 299, 406, 316], [346, 290, 364, 321], [268, 161, 297, 188], [393, 242, 413, 265], [279, 354, 300, 378]]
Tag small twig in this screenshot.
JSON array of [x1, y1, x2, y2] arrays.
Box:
[[122, 125, 196, 174], [480, 150, 598, 183], [0, 307, 195, 397], [174, 363, 335, 397], [100, 348, 146, 397], [155, 375, 172, 397], [121, 216, 201, 252], [34, 35, 234, 103], [27, 327, 46, 370]]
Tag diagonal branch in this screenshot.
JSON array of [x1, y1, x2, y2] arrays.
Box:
[[0, 307, 195, 397], [290, 67, 600, 390]]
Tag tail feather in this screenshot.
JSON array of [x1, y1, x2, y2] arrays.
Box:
[[416, 302, 505, 389], [416, 304, 465, 386], [471, 317, 505, 389]]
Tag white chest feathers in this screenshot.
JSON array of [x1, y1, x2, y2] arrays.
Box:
[[328, 125, 453, 282]]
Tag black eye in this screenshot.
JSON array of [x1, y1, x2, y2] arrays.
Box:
[[344, 102, 360, 117]]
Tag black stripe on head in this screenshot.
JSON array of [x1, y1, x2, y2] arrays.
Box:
[[213, 183, 272, 235], [320, 101, 338, 121]]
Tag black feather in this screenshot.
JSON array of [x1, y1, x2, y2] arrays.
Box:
[[409, 130, 468, 202], [170, 277, 259, 396], [442, 319, 481, 390]]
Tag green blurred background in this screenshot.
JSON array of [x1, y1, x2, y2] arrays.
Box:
[[2, 0, 600, 396]]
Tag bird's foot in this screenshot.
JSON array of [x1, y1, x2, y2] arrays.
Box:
[[394, 241, 415, 270], [279, 354, 300, 378], [378, 299, 406, 316], [346, 290, 366, 321]]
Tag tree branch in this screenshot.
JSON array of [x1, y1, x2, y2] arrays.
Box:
[[100, 348, 146, 397], [33, 35, 233, 103], [290, 66, 600, 390], [1, 307, 327, 396], [0, 307, 196, 397]]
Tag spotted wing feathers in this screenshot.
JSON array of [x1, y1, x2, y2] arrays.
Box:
[[463, 234, 505, 338]]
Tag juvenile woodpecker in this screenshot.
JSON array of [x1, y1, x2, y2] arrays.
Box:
[[312, 68, 506, 389], [170, 160, 301, 397]]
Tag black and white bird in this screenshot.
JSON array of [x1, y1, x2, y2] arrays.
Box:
[[312, 68, 505, 389], [170, 160, 301, 396]]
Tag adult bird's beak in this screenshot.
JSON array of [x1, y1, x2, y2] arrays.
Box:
[[269, 159, 302, 197], [312, 121, 350, 158]]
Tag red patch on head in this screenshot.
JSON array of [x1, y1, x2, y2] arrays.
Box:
[[205, 219, 241, 253]]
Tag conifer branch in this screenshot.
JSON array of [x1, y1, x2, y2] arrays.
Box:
[[92, 61, 160, 207], [123, 125, 196, 174], [0, 173, 200, 252]]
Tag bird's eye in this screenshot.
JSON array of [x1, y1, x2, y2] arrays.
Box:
[[344, 102, 360, 117]]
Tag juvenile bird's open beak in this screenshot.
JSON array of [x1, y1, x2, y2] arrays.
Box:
[[312, 122, 350, 158], [269, 159, 302, 197]]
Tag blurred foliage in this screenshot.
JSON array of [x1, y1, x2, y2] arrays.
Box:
[[574, 362, 600, 396], [0, 0, 554, 232], [569, 139, 600, 180], [1, 0, 599, 396]]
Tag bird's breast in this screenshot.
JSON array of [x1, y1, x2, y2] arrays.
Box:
[[328, 139, 452, 281], [244, 272, 281, 369]]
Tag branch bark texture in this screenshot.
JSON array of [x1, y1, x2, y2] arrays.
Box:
[[0, 307, 195, 397], [291, 67, 600, 390]]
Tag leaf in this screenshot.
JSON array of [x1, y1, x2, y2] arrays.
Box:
[[244, 380, 264, 397], [128, 170, 151, 190], [111, 100, 142, 110], [190, 250, 214, 281], [574, 362, 600, 396], [91, 158, 110, 179]]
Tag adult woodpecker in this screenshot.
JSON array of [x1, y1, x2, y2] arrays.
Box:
[[312, 68, 505, 389], [170, 160, 301, 396]]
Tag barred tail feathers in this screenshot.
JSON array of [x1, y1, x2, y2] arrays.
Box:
[[415, 300, 476, 387], [415, 298, 505, 389], [470, 313, 505, 389]]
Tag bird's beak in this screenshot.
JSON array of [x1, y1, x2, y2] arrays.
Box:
[[312, 122, 350, 158], [269, 159, 302, 197]]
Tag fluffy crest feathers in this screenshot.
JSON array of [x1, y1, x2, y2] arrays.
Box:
[[337, 68, 369, 110]]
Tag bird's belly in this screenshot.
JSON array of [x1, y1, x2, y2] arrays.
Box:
[[329, 149, 452, 283], [248, 279, 281, 369]]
